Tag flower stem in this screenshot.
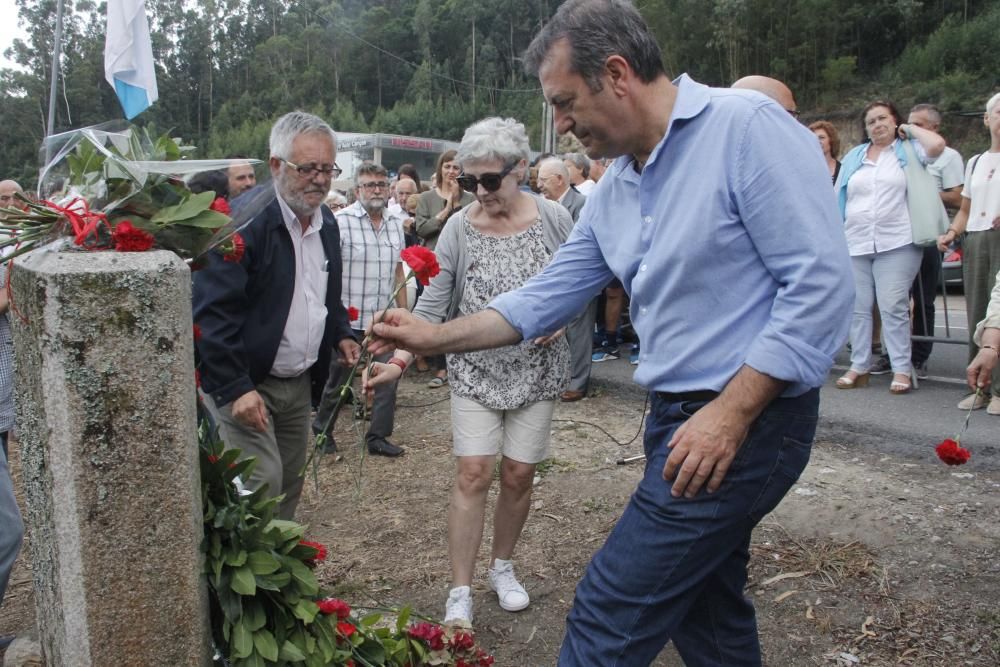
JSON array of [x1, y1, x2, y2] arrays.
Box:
[[958, 387, 981, 440], [301, 271, 414, 480]]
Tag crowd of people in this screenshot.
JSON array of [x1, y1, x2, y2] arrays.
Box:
[[2, 0, 1000, 662]]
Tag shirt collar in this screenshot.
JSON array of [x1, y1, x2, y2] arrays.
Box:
[[275, 191, 323, 237], [609, 73, 710, 182]]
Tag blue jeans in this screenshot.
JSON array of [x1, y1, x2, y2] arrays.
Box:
[[559, 389, 819, 666], [0, 445, 23, 606]]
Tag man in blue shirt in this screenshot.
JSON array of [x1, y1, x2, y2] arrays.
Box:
[[370, 0, 853, 663]]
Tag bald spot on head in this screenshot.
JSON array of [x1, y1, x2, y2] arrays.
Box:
[[0, 180, 23, 207], [732, 75, 797, 113]]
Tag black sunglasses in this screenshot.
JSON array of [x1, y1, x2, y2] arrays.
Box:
[[457, 164, 516, 193]]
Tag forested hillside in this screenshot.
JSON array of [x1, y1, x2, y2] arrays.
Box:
[[1, 0, 997, 186]]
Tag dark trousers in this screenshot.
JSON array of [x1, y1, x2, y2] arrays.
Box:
[[559, 389, 819, 666], [314, 330, 397, 444], [910, 245, 941, 365]]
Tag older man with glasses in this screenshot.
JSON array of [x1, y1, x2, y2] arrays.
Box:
[[193, 111, 359, 520], [313, 162, 408, 458]]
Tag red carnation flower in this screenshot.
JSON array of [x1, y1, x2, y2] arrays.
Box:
[[111, 221, 155, 252], [400, 246, 441, 286], [935, 438, 971, 465], [347, 306, 360, 322], [316, 597, 350, 619], [207, 454, 219, 464], [336, 621, 356, 638], [209, 197, 231, 215], [193, 324, 202, 342], [476, 649, 495, 666], [219, 232, 245, 263], [299, 539, 327, 563], [407, 622, 445, 650], [450, 631, 475, 650]]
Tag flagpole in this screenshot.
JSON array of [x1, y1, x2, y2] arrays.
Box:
[[44, 0, 66, 167]]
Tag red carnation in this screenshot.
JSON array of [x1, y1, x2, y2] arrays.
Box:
[[209, 197, 231, 215], [316, 597, 350, 619], [347, 306, 360, 322], [300, 540, 327, 563], [935, 438, 971, 466], [193, 324, 202, 342], [219, 232, 245, 263], [450, 631, 475, 650], [476, 650, 495, 666], [336, 621, 356, 638], [400, 246, 440, 286], [207, 454, 219, 464], [407, 622, 445, 650], [111, 220, 155, 252]]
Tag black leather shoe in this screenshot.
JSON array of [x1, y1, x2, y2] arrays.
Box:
[[0, 635, 15, 650], [316, 436, 337, 455], [368, 438, 404, 457]]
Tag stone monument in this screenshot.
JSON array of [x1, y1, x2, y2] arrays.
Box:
[[9, 248, 211, 666]]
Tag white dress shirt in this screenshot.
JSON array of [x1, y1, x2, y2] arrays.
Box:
[[844, 140, 916, 256], [575, 179, 596, 196], [270, 194, 329, 377]]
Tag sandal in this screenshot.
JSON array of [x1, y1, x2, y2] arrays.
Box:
[[427, 376, 447, 389], [835, 371, 869, 389], [890, 373, 911, 395]]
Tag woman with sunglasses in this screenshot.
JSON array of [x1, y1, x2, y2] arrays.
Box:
[[364, 117, 573, 627]]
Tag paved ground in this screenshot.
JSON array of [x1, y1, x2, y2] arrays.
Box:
[[589, 290, 999, 470]]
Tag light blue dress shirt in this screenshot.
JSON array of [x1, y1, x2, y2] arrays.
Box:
[[490, 75, 854, 397]]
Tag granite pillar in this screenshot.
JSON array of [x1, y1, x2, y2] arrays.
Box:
[[9, 249, 211, 666]]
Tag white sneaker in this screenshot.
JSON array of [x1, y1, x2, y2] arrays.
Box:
[[988, 396, 1000, 416], [488, 559, 530, 612], [444, 585, 472, 625], [957, 393, 989, 410]]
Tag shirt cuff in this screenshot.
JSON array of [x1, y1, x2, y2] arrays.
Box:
[[744, 326, 836, 396]]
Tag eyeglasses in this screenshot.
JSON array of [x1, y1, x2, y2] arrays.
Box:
[[358, 181, 390, 191], [457, 164, 516, 193], [280, 158, 342, 179]]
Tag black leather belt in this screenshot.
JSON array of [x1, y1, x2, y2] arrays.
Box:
[[654, 390, 719, 403]]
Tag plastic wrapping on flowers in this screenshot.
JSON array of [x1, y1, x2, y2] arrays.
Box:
[[0, 120, 270, 262]]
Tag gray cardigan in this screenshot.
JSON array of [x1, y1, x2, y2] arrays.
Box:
[[413, 194, 574, 324]]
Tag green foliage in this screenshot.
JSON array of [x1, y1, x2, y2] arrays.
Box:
[[198, 420, 495, 666], [1, 0, 997, 188]]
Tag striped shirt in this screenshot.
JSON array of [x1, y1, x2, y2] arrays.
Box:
[[336, 201, 406, 329]]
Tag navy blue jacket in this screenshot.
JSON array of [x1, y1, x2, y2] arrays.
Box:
[[193, 193, 354, 407]]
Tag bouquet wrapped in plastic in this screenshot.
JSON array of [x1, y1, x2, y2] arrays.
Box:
[[0, 121, 264, 262]]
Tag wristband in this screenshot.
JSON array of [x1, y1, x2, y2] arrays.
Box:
[[982, 345, 1000, 359], [387, 357, 408, 373]]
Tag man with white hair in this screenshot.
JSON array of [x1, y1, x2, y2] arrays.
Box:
[[538, 158, 594, 401], [194, 111, 359, 519]]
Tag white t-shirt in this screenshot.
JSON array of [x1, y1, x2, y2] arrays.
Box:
[[962, 150, 1000, 233]]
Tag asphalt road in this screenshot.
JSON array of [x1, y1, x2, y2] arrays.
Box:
[[588, 290, 1000, 470]]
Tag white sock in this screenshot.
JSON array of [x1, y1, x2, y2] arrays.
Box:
[[491, 557, 512, 570], [449, 585, 471, 598]]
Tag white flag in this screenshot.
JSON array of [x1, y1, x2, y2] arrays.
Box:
[[104, 0, 158, 119]]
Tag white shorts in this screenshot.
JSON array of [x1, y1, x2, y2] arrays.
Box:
[[450, 393, 555, 464]]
